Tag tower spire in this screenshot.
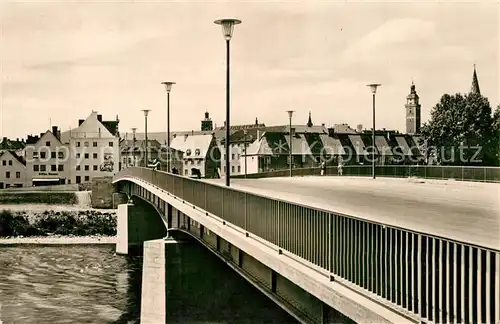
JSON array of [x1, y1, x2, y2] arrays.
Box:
[[307, 111, 313, 127], [471, 64, 481, 95]]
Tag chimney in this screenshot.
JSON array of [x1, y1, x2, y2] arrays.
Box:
[[52, 126, 58, 137], [78, 119, 84, 126], [356, 124, 363, 133], [191, 130, 194, 135], [97, 114, 102, 122]]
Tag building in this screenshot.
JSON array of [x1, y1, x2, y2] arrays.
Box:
[[170, 133, 220, 178], [120, 139, 162, 168], [405, 82, 422, 134], [0, 137, 26, 157], [68, 112, 120, 184], [0, 150, 28, 188], [201, 111, 214, 131], [25, 127, 70, 186]]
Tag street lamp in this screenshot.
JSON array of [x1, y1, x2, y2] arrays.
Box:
[[161, 81, 175, 173], [141, 109, 151, 168], [286, 110, 294, 177], [243, 129, 248, 178], [214, 18, 242, 187], [366, 84, 381, 179], [131, 127, 137, 167]]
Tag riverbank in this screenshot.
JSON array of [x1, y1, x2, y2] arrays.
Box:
[[0, 235, 116, 245], [0, 208, 116, 240]]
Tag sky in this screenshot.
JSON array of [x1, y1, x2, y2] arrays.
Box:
[[0, 0, 498, 140]]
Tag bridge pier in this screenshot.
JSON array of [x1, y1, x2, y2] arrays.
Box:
[[116, 198, 168, 255]]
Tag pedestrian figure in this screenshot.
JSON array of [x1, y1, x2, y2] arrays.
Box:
[[320, 161, 326, 176], [337, 160, 343, 176]]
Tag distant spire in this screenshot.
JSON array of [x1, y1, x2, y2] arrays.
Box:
[[307, 111, 313, 127], [471, 64, 481, 95], [255, 117, 258, 125]]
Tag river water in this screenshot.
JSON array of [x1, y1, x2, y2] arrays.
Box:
[[0, 243, 296, 323]]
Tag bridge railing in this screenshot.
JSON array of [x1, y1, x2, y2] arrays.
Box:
[[233, 165, 500, 182], [115, 167, 500, 324]]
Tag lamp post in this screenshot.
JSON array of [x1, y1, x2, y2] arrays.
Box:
[[366, 84, 381, 179], [161, 81, 175, 173], [214, 18, 242, 187], [141, 109, 151, 167], [286, 110, 294, 177], [243, 129, 248, 178], [131, 127, 137, 167]]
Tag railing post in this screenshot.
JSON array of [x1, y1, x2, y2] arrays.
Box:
[[244, 193, 247, 231], [328, 213, 334, 279]]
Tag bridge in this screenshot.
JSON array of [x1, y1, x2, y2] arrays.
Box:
[[113, 167, 500, 324]]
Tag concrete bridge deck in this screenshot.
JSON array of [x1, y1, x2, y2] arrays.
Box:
[[205, 176, 500, 250]]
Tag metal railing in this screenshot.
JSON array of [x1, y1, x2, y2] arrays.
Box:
[[115, 167, 500, 324], [233, 165, 500, 182]]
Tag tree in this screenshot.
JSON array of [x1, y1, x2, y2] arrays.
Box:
[[421, 92, 494, 165], [488, 104, 500, 165]]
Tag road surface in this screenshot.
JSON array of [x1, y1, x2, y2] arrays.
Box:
[[205, 176, 500, 250]]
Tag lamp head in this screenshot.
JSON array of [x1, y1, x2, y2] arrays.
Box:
[[367, 83, 382, 94], [161, 81, 176, 93], [141, 109, 151, 117], [286, 110, 295, 118], [214, 18, 242, 40]]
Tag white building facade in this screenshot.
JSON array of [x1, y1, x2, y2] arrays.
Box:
[[68, 112, 120, 184], [25, 129, 70, 186]]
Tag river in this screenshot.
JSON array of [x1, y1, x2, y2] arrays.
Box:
[[0, 243, 296, 323]]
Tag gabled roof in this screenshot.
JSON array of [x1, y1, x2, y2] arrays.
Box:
[[170, 134, 214, 158], [0, 138, 25, 150], [26, 130, 63, 147], [261, 124, 328, 134], [0, 150, 26, 166], [120, 139, 162, 153]]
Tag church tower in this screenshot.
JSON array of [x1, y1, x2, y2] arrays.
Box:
[[201, 111, 213, 131], [471, 64, 481, 95], [405, 82, 421, 134]]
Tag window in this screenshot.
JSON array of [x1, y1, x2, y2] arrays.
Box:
[[184, 169, 188, 175], [58, 165, 64, 171], [1, 161, 5, 166], [46, 141, 50, 146], [231, 154, 235, 160], [5, 171, 10, 178], [77, 142, 81, 147], [76, 153, 80, 158], [33, 152, 38, 157], [93, 165, 97, 171], [84, 176, 89, 181], [84, 153, 89, 159], [76, 165, 81, 171], [93, 142, 97, 147], [76, 176, 81, 183], [51, 165, 56, 171], [85, 165, 89, 171], [51, 152, 56, 159], [16, 172, 20, 178], [231, 166, 235, 172], [93, 153, 98, 159], [238, 166, 241, 172], [40, 152, 46, 159], [109, 142, 113, 147], [195, 148, 200, 156], [33, 165, 39, 171], [186, 149, 191, 156], [40, 165, 46, 172], [84, 141, 89, 147], [8, 160, 12, 166], [58, 152, 64, 159]]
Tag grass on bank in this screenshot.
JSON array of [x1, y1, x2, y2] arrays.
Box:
[[0, 210, 116, 237], [0, 191, 78, 205]]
